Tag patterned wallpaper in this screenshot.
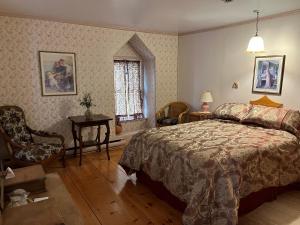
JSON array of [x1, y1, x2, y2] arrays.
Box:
[[0, 16, 178, 146]]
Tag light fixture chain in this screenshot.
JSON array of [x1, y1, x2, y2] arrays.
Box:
[[256, 10, 259, 36], [247, 9, 264, 52]]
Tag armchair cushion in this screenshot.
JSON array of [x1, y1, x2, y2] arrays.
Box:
[[0, 107, 31, 143], [157, 117, 178, 126], [15, 143, 62, 162]]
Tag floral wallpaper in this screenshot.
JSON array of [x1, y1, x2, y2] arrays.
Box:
[[0, 16, 178, 146]]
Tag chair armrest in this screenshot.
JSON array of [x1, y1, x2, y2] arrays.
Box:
[[0, 127, 24, 150], [178, 109, 189, 123], [155, 109, 165, 120], [27, 127, 65, 145]]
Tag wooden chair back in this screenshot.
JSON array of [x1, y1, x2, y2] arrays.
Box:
[[167, 102, 189, 118]]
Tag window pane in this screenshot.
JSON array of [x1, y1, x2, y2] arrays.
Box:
[[113, 60, 144, 121], [114, 61, 127, 116]]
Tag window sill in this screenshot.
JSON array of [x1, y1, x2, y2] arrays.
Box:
[[120, 118, 147, 123]]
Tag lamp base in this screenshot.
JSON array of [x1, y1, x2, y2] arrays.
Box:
[[201, 102, 210, 113]]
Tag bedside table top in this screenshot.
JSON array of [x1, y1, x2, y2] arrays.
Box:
[[190, 111, 213, 116]]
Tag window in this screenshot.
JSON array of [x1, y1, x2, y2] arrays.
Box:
[[114, 60, 144, 122]]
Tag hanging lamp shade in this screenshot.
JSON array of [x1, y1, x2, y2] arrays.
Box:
[[247, 35, 264, 52], [247, 10, 265, 53]]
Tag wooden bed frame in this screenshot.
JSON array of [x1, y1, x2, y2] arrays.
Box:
[[134, 96, 298, 215], [249, 95, 283, 108]]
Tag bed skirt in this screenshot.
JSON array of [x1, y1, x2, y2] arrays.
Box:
[[134, 169, 298, 215]]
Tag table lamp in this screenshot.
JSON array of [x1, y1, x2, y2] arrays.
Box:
[[200, 91, 213, 112]]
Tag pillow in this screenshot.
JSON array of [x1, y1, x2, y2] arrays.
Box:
[[213, 103, 252, 121], [281, 110, 300, 138], [241, 105, 289, 129]]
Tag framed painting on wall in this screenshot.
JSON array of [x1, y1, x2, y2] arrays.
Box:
[[39, 51, 77, 96], [252, 55, 286, 95]]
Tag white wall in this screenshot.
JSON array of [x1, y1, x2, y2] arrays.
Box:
[[178, 13, 300, 111]]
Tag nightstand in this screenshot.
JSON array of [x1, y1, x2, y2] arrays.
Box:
[[189, 112, 213, 122]]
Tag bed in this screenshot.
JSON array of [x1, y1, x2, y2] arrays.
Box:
[[119, 96, 300, 225]]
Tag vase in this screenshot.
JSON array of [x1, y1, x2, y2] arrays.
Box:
[[115, 124, 123, 135], [85, 108, 92, 120]]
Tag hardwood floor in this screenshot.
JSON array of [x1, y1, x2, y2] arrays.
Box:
[[48, 146, 300, 225], [47, 146, 182, 225]]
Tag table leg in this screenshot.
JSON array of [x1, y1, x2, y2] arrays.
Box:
[[79, 127, 83, 166], [96, 125, 101, 152], [72, 122, 77, 157], [105, 122, 110, 160]]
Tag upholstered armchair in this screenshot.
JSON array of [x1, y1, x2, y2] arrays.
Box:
[[0, 106, 65, 167], [156, 102, 189, 127]]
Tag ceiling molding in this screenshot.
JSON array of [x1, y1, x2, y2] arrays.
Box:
[[0, 12, 178, 36], [179, 8, 300, 36]]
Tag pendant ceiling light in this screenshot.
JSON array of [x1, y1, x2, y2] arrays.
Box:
[[247, 10, 265, 53]]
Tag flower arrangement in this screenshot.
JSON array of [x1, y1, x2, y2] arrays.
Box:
[[79, 93, 95, 119], [79, 93, 95, 109]]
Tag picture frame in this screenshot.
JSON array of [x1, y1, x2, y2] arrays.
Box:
[[252, 55, 286, 95], [39, 51, 77, 96]]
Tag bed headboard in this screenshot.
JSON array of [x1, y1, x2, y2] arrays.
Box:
[[250, 96, 283, 108]]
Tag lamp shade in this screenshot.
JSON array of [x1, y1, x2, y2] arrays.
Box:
[[201, 91, 213, 103], [247, 35, 264, 53]]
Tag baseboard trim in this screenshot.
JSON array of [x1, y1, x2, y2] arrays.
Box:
[[65, 139, 126, 155]]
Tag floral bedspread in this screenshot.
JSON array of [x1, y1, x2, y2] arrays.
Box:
[[119, 119, 300, 225]]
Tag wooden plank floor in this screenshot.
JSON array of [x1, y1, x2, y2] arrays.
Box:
[[47, 146, 300, 225], [47, 146, 182, 225]]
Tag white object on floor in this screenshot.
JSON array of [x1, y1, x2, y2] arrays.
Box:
[[33, 197, 49, 202], [5, 167, 15, 179]]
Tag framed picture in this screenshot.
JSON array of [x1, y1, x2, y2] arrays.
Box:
[[252, 55, 286, 95], [39, 51, 77, 96]]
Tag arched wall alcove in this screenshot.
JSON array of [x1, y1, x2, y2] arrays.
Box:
[[113, 34, 156, 134]]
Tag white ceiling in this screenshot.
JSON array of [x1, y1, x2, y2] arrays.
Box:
[[0, 0, 299, 34]]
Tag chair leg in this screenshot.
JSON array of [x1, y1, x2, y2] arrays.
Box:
[[62, 153, 66, 168]]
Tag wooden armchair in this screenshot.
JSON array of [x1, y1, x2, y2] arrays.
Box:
[[156, 101, 189, 127], [0, 106, 65, 167]]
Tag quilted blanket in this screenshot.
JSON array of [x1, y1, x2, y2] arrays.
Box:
[[119, 119, 300, 225]]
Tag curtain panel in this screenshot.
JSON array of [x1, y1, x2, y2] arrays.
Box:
[[114, 60, 144, 121]]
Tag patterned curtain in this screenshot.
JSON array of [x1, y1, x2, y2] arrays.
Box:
[[114, 60, 144, 121]]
